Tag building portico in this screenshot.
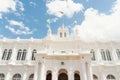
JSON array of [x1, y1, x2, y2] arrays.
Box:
[[34, 52, 93, 80]]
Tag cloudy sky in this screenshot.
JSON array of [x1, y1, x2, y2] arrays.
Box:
[[0, 0, 120, 41]]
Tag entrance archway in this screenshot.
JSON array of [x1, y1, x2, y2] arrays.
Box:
[[46, 70, 52, 80], [58, 73, 68, 80], [58, 69, 68, 80]]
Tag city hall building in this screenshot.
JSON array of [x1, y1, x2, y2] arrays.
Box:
[[0, 25, 120, 80]]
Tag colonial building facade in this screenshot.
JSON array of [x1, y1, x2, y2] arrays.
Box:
[[0, 25, 120, 80]]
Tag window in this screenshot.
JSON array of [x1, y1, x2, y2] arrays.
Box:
[[60, 32, 62, 38], [2, 49, 12, 60], [90, 49, 96, 60], [12, 74, 21, 80], [7, 49, 12, 60], [74, 73, 80, 80], [101, 49, 106, 61], [21, 49, 27, 60], [93, 74, 98, 80], [29, 74, 34, 80], [106, 74, 115, 80], [64, 32, 66, 37], [116, 49, 120, 60], [106, 49, 112, 61], [17, 49, 22, 60], [0, 73, 5, 80], [46, 71, 52, 80], [17, 49, 27, 60], [32, 49, 37, 60], [2, 49, 7, 60], [101, 49, 112, 61]]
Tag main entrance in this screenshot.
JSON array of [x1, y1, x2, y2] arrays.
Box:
[[58, 73, 68, 80], [58, 69, 68, 80]]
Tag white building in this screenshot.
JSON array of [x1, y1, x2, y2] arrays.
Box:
[[0, 25, 120, 80]]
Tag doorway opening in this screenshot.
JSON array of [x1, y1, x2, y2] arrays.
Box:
[[58, 69, 68, 80]]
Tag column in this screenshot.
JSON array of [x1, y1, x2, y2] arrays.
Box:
[[117, 72, 120, 80], [86, 63, 93, 80], [40, 63, 46, 80], [96, 49, 102, 62], [6, 68, 12, 80], [68, 68, 74, 80], [81, 62, 87, 80], [34, 62, 40, 80], [23, 67, 28, 80], [23, 72, 27, 80], [26, 47, 32, 62], [100, 72, 106, 80], [111, 49, 117, 62], [53, 68, 58, 80], [10, 47, 17, 64]]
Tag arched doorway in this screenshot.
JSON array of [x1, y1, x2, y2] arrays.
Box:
[[46, 70, 52, 80], [58, 73, 68, 80], [74, 73, 80, 80], [74, 71, 80, 80], [58, 69, 68, 80]]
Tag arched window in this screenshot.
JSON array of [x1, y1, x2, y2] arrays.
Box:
[[106, 74, 115, 80], [7, 49, 12, 60], [21, 49, 27, 60], [29, 74, 34, 80], [32, 49, 37, 60], [2, 49, 7, 60], [0, 73, 5, 80], [46, 71, 52, 80], [64, 32, 66, 37], [106, 49, 112, 61], [17, 49, 22, 60], [60, 32, 62, 38], [93, 74, 98, 80], [90, 49, 96, 60], [74, 73, 80, 80], [12, 74, 21, 80], [116, 49, 120, 60], [101, 49, 106, 61]]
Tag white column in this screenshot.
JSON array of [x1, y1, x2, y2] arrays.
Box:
[[117, 72, 120, 80], [26, 47, 32, 62], [81, 62, 87, 80], [68, 68, 74, 80], [23, 67, 28, 80], [96, 49, 102, 62], [6, 68, 12, 80], [118, 74, 120, 80], [100, 73, 106, 80], [10, 47, 17, 64], [34, 62, 40, 80], [111, 49, 117, 62], [86, 63, 93, 80], [53, 68, 58, 80], [40, 63, 46, 80]]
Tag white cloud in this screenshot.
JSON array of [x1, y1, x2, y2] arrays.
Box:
[[30, 1, 37, 7], [46, 0, 83, 18], [0, 35, 5, 39], [17, 1, 24, 11], [5, 20, 33, 35], [73, 0, 120, 41], [0, 14, 2, 19], [0, 0, 24, 19]]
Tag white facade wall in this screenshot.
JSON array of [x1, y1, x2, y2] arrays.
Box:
[[0, 27, 120, 80]]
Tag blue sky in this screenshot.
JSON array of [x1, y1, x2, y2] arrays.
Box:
[[0, 0, 120, 40]]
